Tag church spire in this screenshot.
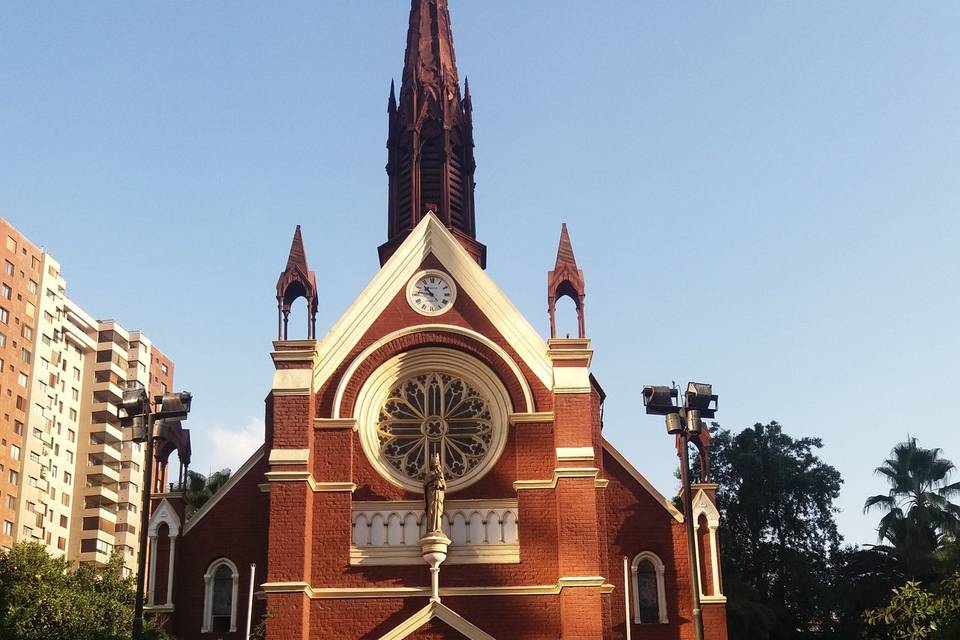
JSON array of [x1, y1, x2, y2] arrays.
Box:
[[381, 0, 485, 267], [276, 225, 319, 340], [547, 223, 586, 339]]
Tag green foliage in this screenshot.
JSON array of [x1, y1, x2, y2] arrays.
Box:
[[864, 570, 960, 640], [864, 438, 960, 581], [696, 422, 845, 639], [0, 542, 137, 640], [185, 468, 232, 514]]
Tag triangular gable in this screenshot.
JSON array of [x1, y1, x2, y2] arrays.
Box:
[[601, 437, 685, 523], [379, 602, 496, 640], [182, 443, 266, 535], [313, 213, 553, 392], [147, 498, 182, 537]]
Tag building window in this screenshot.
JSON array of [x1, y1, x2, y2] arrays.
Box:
[[357, 349, 512, 493], [27, 280, 37, 295], [0, 285, 10, 301], [2, 521, 11, 536], [20, 324, 31, 340], [202, 558, 239, 633], [16, 373, 26, 387], [0, 307, 8, 324], [3, 261, 11, 277], [5, 237, 15, 253], [631, 552, 668, 624]]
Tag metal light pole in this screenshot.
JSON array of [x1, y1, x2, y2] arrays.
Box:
[[643, 383, 718, 640], [120, 387, 192, 640]]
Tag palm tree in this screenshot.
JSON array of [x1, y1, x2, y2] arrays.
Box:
[[185, 468, 232, 515], [864, 438, 960, 578]]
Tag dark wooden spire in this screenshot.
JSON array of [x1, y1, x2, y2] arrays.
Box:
[[381, 0, 485, 267], [276, 225, 319, 340], [548, 223, 586, 339]]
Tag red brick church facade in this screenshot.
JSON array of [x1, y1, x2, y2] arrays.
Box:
[[145, 2, 729, 638]]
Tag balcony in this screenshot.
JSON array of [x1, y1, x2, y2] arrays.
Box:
[[350, 499, 520, 566]]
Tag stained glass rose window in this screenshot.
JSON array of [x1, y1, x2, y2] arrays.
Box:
[[377, 373, 494, 483]]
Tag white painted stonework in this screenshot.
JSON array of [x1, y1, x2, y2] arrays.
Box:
[[351, 499, 519, 565]]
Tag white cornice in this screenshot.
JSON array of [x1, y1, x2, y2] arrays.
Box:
[[312, 213, 553, 393]]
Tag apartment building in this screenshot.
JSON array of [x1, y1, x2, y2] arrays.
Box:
[[0, 218, 175, 577], [12, 255, 93, 555], [71, 322, 173, 575], [0, 221, 43, 549]]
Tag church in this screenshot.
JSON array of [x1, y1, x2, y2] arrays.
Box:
[[144, 1, 729, 638]]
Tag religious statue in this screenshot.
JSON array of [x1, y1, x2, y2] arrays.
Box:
[[423, 452, 446, 534]]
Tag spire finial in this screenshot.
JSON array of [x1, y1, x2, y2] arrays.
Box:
[[547, 223, 587, 339], [388, 79, 397, 111], [276, 225, 319, 341], [555, 222, 578, 270]]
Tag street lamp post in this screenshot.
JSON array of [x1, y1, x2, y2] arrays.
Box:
[[119, 387, 192, 640], [642, 382, 718, 640]]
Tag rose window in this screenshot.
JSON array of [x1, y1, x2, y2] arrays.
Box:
[[377, 373, 494, 483]]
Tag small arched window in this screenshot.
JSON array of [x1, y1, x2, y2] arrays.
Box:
[[202, 558, 239, 633], [631, 551, 668, 624]]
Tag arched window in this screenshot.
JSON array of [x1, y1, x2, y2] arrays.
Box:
[[631, 552, 668, 624], [202, 558, 239, 633]]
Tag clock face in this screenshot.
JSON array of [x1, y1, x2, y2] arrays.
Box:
[[407, 270, 456, 316]]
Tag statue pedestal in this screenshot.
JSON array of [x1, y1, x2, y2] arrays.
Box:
[[419, 533, 451, 603]]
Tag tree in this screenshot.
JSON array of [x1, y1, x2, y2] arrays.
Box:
[[696, 422, 844, 640], [864, 438, 960, 580], [185, 467, 232, 514], [864, 570, 960, 640], [0, 542, 171, 640]]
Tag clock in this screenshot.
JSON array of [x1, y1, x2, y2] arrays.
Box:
[[407, 270, 457, 316]]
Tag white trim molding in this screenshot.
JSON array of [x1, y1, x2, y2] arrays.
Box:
[[267, 448, 310, 465], [184, 445, 266, 535], [513, 467, 602, 491], [556, 446, 594, 462], [202, 558, 240, 634], [693, 488, 724, 598], [601, 438, 685, 523], [312, 213, 552, 394], [332, 324, 535, 418], [379, 601, 496, 640], [260, 576, 615, 600], [630, 552, 668, 625]]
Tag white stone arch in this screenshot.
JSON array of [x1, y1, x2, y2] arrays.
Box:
[[692, 488, 723, 598], [202, 557, 240, 633], [332, 324, 535, 418], [146, 498, 181, 607], [631, 551, 668, 624]]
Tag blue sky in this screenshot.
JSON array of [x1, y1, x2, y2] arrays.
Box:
[[2, 2, 958, 546]]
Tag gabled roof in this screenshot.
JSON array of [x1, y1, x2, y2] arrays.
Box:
[[379, 601, 496, 640], [601, 437, 684, 523], [314, 212, 552, 391], [182, 444, 267, 535]]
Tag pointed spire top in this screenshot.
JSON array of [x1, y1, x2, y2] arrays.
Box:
[[276, 225, 319, 340], [388, 79, 397, 111], [285, 224, 309, 272], [403, 0, 460, 91], [464, 76, 471, 99], [554, 223, 579, 270]]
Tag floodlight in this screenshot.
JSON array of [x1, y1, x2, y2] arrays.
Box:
[[683, 382, 717, 419], [642, 385, 679, 416]]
